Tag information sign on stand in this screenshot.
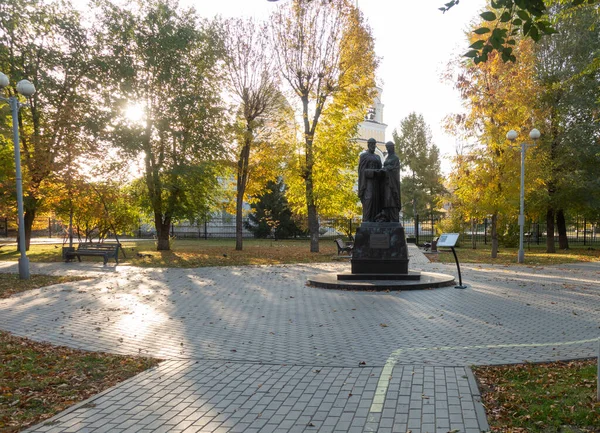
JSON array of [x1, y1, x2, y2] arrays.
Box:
[[437, 233, 466, 289], [437, 233, 460, 248]]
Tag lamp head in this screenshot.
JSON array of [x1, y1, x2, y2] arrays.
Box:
[[506, 130, 518, 141], [0, 72, 8, 89], [529, 128, 541, 140], [16, 79, 36, 97]]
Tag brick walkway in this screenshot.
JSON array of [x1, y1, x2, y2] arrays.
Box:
[[1, 245, 599, 432]]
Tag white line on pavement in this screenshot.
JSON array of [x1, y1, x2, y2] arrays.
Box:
[[369, 337, 600, 413]]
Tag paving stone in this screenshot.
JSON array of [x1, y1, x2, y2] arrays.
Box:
[[9, 247, 600, 432]]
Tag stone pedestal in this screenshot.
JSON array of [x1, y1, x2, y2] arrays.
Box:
[[350, 222, 409, 274]]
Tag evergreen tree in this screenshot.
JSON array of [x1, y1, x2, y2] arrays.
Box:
[[246, 179, 305, 239]]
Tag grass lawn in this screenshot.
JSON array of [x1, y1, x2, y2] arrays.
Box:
[[0, 274, 160, 432], [1, 239, 599, 431], [474, 360, 600, 432], [0, 238, 341, 267], [430, 244, 600, 266], [3, 239, 599, 267]]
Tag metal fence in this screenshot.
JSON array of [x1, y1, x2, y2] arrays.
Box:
[[452, 218, 600, 248], [1, 214, 438, 244], [12, 213, 600, 248]]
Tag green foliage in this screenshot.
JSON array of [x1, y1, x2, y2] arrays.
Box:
[[525, 6, 600, 250], [441, 0, 598, 64], [498, 219, 520, 247], [529, 6, 600, 219], [246, 179, 306, 239], [0, 0, 103, 245], [94, 0, 227, 250], [53, 180, 140, 241], [435, 213, 469, 238], [447, 30, 543, 255], [0, 135, 15, 217], [392, 113, 445, 220], [448, 5, 599, 254]]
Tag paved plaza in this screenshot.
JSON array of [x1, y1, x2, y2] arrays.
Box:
[[1, 246, 599, 432]]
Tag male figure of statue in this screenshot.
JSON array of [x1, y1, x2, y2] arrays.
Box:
[[381, 141, 401, 222], [358, 138, 382, 222]]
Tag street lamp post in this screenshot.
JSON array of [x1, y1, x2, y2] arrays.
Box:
[[506, 128, 541, 264], [0, 72, 36, 280]]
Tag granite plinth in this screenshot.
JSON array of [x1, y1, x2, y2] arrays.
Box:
[[307, 271, 455, 291], [351, 222, 409, 274], [338, 271, 421, 281]]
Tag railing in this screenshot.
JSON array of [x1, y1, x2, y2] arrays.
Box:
[[5, 214, 598, 248], [2, 214, 438, 243], [443, 218, 600, 247]]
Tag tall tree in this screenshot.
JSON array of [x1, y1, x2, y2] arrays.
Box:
[[393, 113, 445, 221], [447, 32, 542, 257], [270, 0, 377, 252], [532, 5, 600, 251], [223, 17, 293, 251], [94, 0, 227, 251], [0, 0, 100, 249]]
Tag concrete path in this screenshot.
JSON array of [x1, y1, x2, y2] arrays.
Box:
[[1, 246, 599, 432]]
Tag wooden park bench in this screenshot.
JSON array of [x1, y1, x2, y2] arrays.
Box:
[[64, 242, 121, 265], [334, 238, 353, 256]]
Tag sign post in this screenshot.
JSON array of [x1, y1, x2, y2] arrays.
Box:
[[437, 233, 466, 289]]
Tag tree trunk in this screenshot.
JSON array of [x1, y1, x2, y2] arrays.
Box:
[[556, 209, 569, 250], [300, 92, 320, 253], [21, 207, 36, 251], [546, 207, 556, 253], [235, 192, 244, 251], [546, 103, 560, 254], [305, 141, 319, 253], [155, 213, 171, 251], [491, 212, 498, 258], [471, 218, 476, 249], [235, 138, 251, 251], [307, 203, 319, 253]]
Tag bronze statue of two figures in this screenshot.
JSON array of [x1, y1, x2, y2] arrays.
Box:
[[358, 139, 400, 223], [346, 138, 413, 277]]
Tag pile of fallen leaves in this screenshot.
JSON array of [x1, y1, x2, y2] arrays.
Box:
[[126, 242, 339, 268], [0, 274, 88, 299], [474, 360, 600, 432], [0, 240, 343, 268], [0, 330, 160, 432]]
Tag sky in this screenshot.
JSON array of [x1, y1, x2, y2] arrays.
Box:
[[187, 0, 487, 173]]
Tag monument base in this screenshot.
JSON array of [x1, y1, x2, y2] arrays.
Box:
[[307, 271, 455, 291], [338, 271, 420, 281], [351, 222, 409, 274]]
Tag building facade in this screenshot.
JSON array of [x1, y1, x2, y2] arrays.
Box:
[[356, 86, 387, 161]]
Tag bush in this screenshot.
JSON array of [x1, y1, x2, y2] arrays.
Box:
[[499, 221, 520, 248]]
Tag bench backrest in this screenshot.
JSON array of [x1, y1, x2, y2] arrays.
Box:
[[77, 243, 119, 251]]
